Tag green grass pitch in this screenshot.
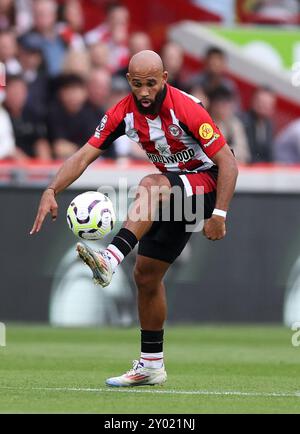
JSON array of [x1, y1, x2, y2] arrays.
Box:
[[0, 325, 299, 414]]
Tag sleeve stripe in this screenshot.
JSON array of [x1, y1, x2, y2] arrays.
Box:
[[99, 119, 126, 150]]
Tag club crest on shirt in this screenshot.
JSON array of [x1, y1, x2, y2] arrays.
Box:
[[155, 142, 171, 157], [168, 124, 183, 139]]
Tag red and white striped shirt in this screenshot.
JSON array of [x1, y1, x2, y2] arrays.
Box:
[[88, 84, 226, 173]]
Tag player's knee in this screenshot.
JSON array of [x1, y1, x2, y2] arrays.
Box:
[[139, 175, 159, 191], [134, 266, 160, 294], [139, 175, 170, 202], [134, 265, 151, 287]]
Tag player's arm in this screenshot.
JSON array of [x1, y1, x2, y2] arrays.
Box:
[[30, 143, 102, 234], [31, 103, 126, 235], [181, 98, 238, 241], [211, 144, 238, 214], [203, 144, 238, 241]]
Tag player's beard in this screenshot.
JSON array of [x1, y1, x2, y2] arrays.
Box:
[[134, 86, 167, 115]]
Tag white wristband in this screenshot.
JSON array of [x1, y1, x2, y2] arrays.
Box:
[[212, 208, 227, 219]]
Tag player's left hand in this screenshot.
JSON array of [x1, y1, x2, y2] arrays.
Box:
[[203, 215, 226, 241]]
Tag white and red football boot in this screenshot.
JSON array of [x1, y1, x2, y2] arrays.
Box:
[[106, 360, 167, 387]]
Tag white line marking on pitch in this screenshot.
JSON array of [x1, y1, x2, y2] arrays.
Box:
[[0, 386, 300, 398]]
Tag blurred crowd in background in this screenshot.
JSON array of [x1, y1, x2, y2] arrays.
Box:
[[0, 0, 299, 164]]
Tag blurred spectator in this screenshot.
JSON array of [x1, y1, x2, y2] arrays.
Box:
[[0, 0, 34, 34], [273, 119, 300, 163], [161, 41, 186, 90], [0, 0, 15, 30], [15, 0, 33, 35], [129, 32, 152, 56], [108, 75, 129, 107], [241, 85, 276, 163], [85, 3, 129, 45], [89, 41, 109, 69], [189, 84, 209, 109], [0, 103, 15, 159], [190, 46, 238, 97], [85, 3, 129, 73], [62, 49, 92, 80], [86, 67, 111, 114], [22, 0, 67, 77], [85, 68, 117, 159], [58, 0, 85, 51], [0, 29, 22, 75], [18, 32, 49, 117], [47, 74, 92, 159], [208, 86, 250, 163], [4, 75, 51, 160], [61, 0, 84, 34], [115, 31, 152, 79]]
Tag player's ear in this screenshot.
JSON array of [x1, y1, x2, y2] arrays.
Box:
[[162, 71, 168, 85], [126, 72, 131, 84]]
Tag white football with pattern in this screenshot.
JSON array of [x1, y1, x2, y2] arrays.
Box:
[[67, 191, 116, 240]]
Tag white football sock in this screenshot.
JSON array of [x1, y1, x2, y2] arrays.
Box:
[[140, 352, 164, 369], [104, 244, 124, 271]]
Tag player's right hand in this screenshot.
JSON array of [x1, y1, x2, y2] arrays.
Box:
[[203, 215, 226, 241], [30, 189, 58, 235]]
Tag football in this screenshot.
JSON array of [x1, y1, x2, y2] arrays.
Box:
[[67, 191, 116, 240]]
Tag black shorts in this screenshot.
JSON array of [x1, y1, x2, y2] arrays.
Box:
[[138, 167, 218, 264]]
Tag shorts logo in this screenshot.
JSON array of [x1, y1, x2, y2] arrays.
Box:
[[199, 123, 214, 140], [168, 124, 183, 139], [95, 115, 108, 138]]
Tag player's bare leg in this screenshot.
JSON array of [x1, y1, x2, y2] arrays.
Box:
[[77, 174, 172, 386], [106, 255, 169, 387], [124, 174, 172, 239], [77, 174, 172, 286], [134, 255, 169, 331]]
